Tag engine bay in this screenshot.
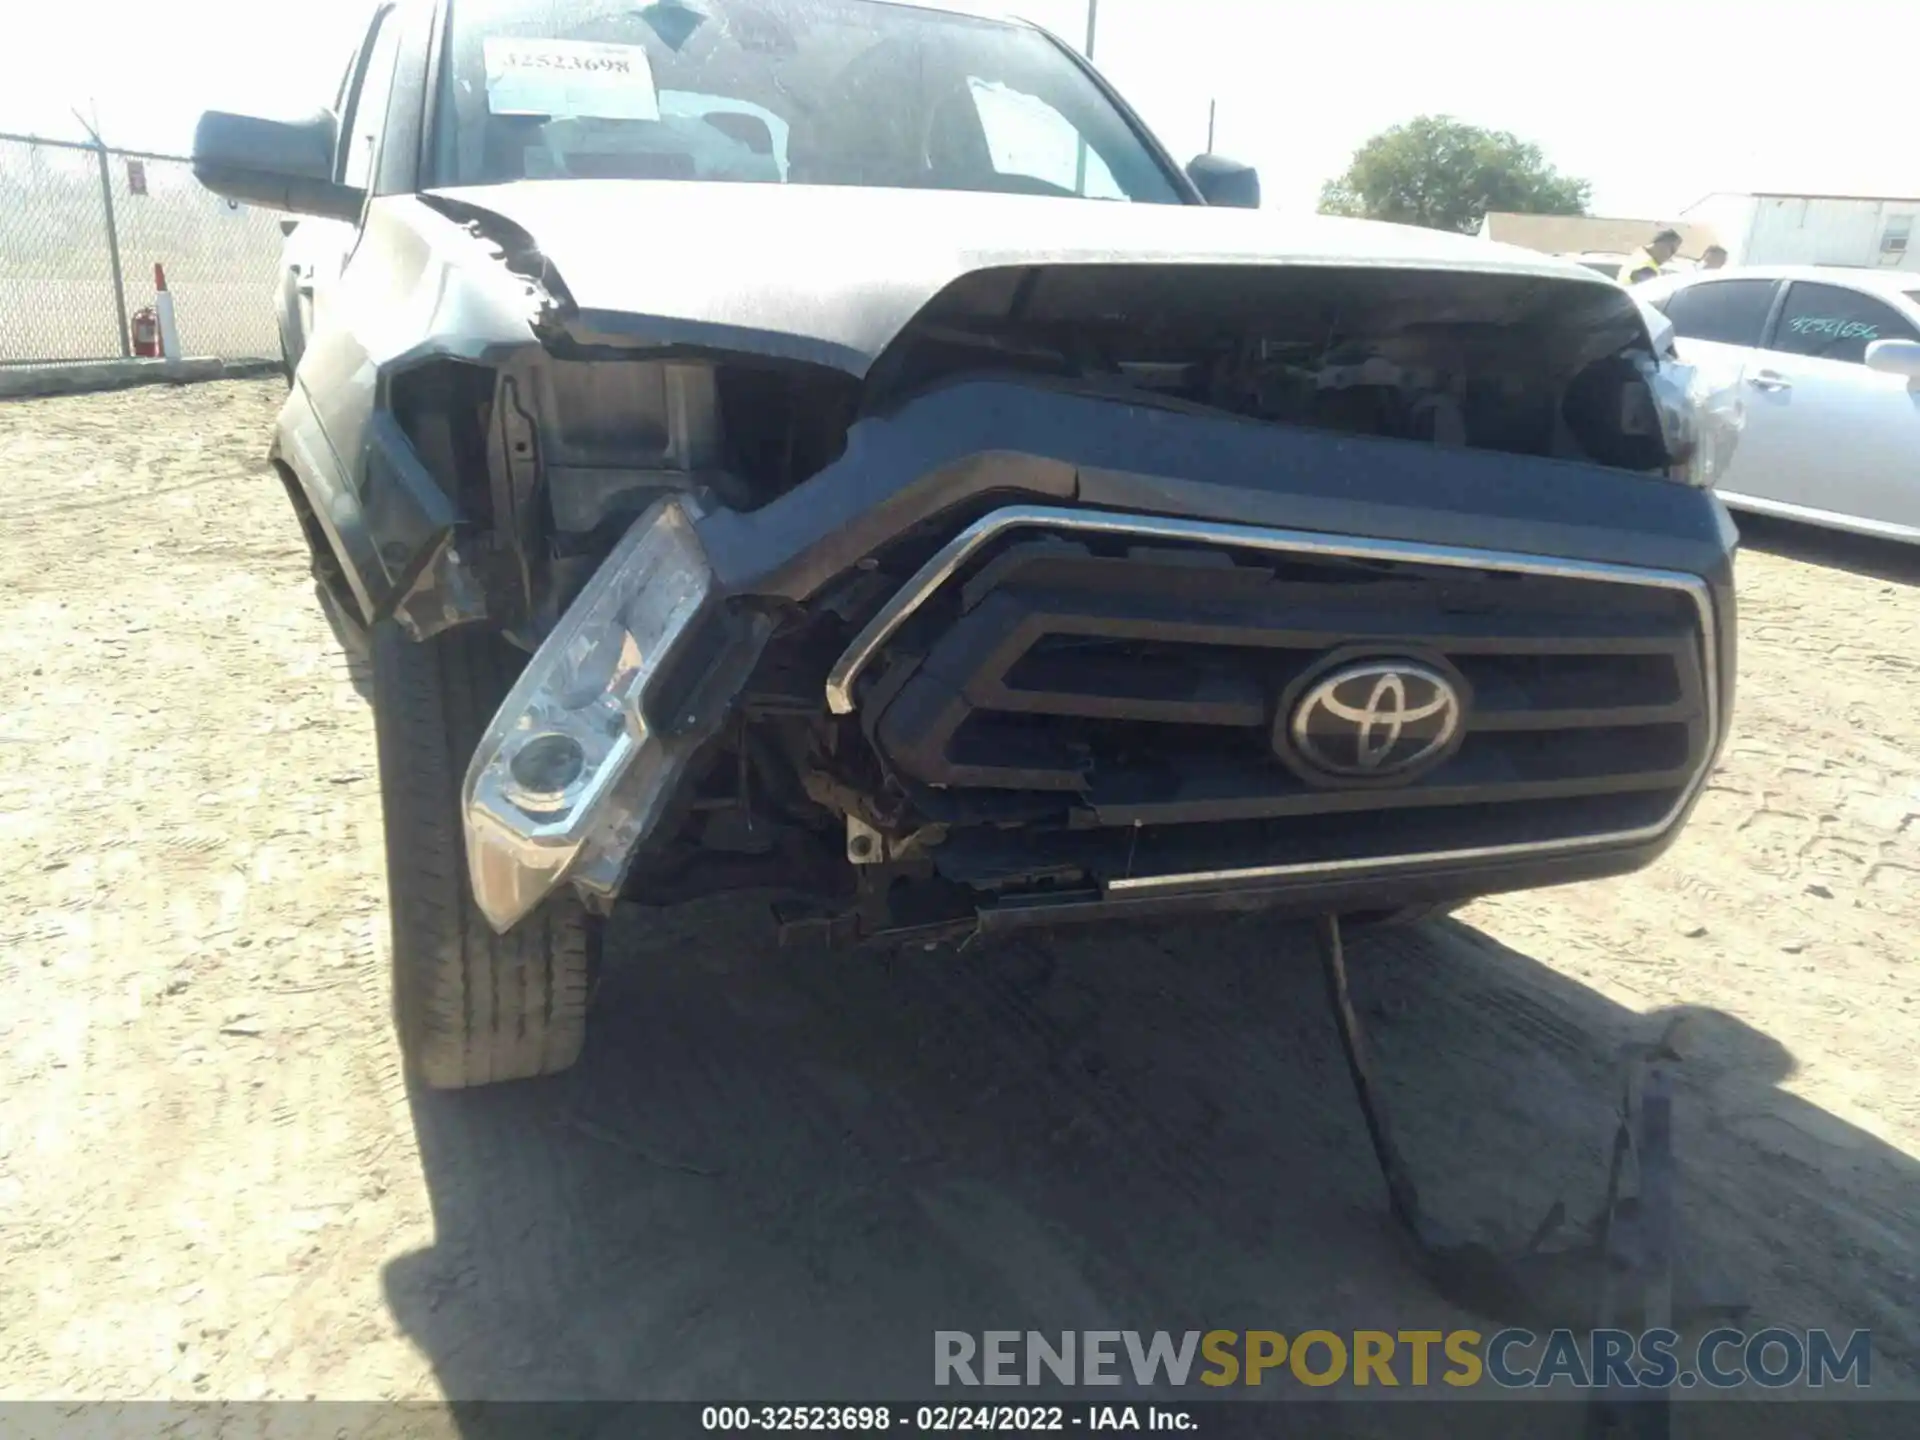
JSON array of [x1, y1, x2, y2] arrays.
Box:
[[868, 264, 1670, 474]]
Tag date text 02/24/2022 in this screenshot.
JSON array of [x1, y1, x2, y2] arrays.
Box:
[[700, 1405, 1194, 1431]]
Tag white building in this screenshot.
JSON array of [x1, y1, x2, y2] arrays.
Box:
[[1475, 212, 1716, 262], [1679, 192, 1916, 271]]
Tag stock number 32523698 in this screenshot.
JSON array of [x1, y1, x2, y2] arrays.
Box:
[[701, 1405, 1071, 1431]]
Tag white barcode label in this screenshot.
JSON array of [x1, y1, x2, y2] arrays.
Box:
[[483, 38, 661, 121]]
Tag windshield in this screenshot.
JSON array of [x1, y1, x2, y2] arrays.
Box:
[[431, 0, 1185, 203]]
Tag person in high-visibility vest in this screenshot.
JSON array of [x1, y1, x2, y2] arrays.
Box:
[[1620, 228, 1683, 285]]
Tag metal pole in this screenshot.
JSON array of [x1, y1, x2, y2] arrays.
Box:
[[1073, 0, 1099, 195], [77, 107, 132, 359], [1207, 99, 1217, 153], [96, 145, 132, 358]]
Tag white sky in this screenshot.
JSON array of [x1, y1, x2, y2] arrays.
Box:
[[2, 0, 1913, 218]]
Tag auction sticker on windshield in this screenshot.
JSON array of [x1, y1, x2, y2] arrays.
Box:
[[484, 38, 661, 121]]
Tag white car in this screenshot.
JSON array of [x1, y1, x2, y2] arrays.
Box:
[[1635, 265, 1920, 544], [1557, 252, 1695, 284], [1561, 251, 1631, 281]]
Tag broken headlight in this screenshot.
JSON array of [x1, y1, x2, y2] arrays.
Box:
[[462, 496, 713, 933], [1633, 352, 1745, 490]]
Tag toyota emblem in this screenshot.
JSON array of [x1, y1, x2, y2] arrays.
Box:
[[1283, 659, 1464, 781]]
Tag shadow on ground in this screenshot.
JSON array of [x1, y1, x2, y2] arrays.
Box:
[[313, 579, 375, 701], [382, 903, 1919, 1420], [1733, 513, 1920, 587]]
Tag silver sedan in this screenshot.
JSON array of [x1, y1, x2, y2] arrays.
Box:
[[1636, 264, 1920, 544]]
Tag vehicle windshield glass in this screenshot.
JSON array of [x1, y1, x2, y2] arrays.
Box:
[[431, 0, 1184, 203]]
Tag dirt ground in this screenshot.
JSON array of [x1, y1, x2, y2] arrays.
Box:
[[2, 380, 1916, 1417]]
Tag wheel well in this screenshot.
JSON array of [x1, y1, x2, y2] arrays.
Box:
[[273, 460, 357, 617]]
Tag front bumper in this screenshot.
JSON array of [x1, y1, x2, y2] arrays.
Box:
[[462, 380, 1738, 933]]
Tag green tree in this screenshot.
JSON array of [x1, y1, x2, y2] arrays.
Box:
[[1318, 115, 1591, 234]]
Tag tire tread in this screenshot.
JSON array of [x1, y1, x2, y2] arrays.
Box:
[[372, 622, 592, 1088]]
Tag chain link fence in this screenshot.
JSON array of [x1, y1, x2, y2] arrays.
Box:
[[0, 132, 283, 366]]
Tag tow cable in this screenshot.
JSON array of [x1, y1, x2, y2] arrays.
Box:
[[1313, 915, 1746, 1437]]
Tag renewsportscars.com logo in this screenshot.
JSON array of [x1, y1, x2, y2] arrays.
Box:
[[934, 1329, 1872, 1391]]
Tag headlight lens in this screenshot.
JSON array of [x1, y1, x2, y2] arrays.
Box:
[[1635, 353, 1744, 489], [462, 496, 713, 932]]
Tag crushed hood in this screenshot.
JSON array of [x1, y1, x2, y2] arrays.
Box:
[[421, 180, 1626, 376]]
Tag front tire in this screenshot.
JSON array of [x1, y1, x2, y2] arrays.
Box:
[[371, 622, 595, 1088]]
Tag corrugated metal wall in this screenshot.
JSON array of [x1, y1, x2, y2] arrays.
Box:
[[1746, 197, 1919, 271]]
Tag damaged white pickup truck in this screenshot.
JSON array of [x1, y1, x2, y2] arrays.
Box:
[[195, 0, 1738, 1091]]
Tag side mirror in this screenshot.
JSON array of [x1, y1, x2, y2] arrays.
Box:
[[1186, 154, 1260, 209], [1865, 338, 1920, 380], [193, 109, 364, 222]]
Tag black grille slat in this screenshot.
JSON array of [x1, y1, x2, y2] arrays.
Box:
[[864, 527, 1713, 884], [999, 648, 1269, 727], [997, 638, 1698, 734], [958, 585, 1696, 655], [1075, 724, 1698, 827], [931, 790, 1687, 890]]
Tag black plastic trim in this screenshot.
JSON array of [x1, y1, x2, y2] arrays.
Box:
[[360, 410, 462, 609], [964, 830, 1681, 935], [691, 379, 1739, 740], [694, 379, 1738, 601]]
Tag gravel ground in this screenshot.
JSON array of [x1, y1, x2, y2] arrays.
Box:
[[1, 380, 1916, 1420]]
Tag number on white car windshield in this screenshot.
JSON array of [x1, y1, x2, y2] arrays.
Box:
[[1769, 282, 1920, 365], [1660, 278, 1774, 347], [431, 0, 1183, 203]]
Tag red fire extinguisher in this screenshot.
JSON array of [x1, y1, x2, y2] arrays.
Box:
[[131, 306, 160, 358]]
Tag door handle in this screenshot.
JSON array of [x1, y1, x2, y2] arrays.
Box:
[[1747, 371, 1792, 392]]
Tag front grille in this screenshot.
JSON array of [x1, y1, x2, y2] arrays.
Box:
[[852, 511, 1716, 894]]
